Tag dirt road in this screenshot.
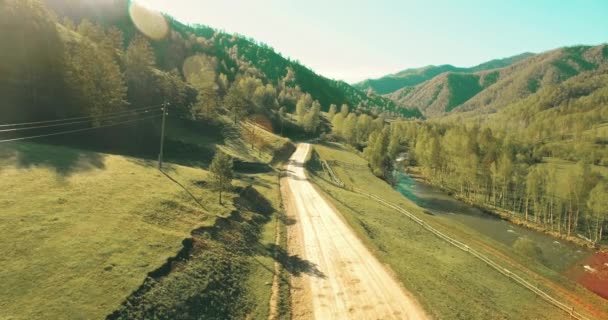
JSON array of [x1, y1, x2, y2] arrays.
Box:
[[282, 143, 428, 319]]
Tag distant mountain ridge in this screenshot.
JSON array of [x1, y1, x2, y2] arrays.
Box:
[[382, 45, 608, 118], [385, 70, 501, 117], [353, 52, 534, 95]]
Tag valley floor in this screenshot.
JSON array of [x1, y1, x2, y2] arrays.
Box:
[[282, 144, 427, 319], [305, 142, 608, 320]]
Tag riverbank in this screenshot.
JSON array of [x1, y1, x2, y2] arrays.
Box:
[[405, 166, 605, 252], [305, 142, 590, 319], [397, 165, 608, 309]]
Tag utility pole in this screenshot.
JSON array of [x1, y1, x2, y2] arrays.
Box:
[[158, 102, 168, 170]]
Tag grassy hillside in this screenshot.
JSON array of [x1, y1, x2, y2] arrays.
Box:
[[0, 107, 293, 319], [354, 53, 532, 95], [307, 142, 608, 320], [0, 143, 219, 318]]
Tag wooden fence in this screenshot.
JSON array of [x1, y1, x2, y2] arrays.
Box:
[[321, 159, 592, 320]]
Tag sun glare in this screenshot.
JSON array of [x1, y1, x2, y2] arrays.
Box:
[[128, 0, 169, 40]]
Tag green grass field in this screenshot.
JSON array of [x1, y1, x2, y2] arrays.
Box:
[[308, 142, 608, 319], [0, 118, 290, 319], [0, 142, 226, 319]]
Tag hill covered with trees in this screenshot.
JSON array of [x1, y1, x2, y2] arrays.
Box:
[[0, 0, 421, 135], [385, 45, 608, 118], [327, 46, 608, 246], [353, 52, 533, 95], [385, 71, 501, 117]]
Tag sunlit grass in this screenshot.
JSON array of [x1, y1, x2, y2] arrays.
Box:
[[308, 142, 578, 319], [0, 142, 238, 319], [0, 139, 288, 319]]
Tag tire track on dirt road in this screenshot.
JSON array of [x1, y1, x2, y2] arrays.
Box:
[[281, 143, 428, 319]]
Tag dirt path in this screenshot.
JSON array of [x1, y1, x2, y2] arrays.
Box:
[[268, 211, 281, 320], [282, 143, 428, 319]]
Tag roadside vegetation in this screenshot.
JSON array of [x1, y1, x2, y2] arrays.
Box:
[[0, 114, 291, 319], [326, 69, 608, 245], [307, 142, 608, 319], [0, 142, 216, 318]]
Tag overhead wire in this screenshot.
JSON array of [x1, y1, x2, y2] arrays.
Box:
[[0, 114, 162, 144], [0, 108, 161, 133], [0, 104, 164, 128]]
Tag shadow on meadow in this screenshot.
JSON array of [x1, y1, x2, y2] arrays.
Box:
[[0, 142, 105, 176], [264, 243, 326, 279]]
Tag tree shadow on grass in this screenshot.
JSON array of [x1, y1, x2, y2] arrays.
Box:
[[264, 243, 326, 278], [278, 215, 297, 226], [318, 141, 348, 151], [286, 159, 305, 168], [233, 160, 273, 174], [0, 142, 105, 176], [283, 172, 308, 181]]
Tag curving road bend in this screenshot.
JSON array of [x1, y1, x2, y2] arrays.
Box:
[[282, 143, 428, 319]]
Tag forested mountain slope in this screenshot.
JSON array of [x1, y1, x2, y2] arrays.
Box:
[[455, 45, 608, 114], [37, 0, 420, 119], [386, 71, 501, 117], [439, 65, 608, 165], [1, 1, 299, 318], [354, 52, 532, 95], [388, 45, 608, 117]]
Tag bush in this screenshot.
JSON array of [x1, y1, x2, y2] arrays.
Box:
[[513, 237, 545, 264]]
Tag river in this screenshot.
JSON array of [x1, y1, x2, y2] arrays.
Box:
[[393, 170, 591, 272]]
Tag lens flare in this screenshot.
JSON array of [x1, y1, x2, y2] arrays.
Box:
[[128, 0, 169, 40]]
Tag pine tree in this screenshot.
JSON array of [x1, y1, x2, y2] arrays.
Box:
[[224, 85, 248, 124], [328, 104, 338, 120], [253, 84, 277, 111], [364, 127, 390, 177], [587, 182, 607, 242], [356, 114, 373, 145], [341, 113, 358, 144], [340, 104, 350, 117], [64, 36, 127, 122], [1, 0, 67, 122], [387, 126, 401, 159], [210, 151, 234, 205], [183, 55, 220, 118], [296, 94, 312, 125], [77, 19, 104, 43], [303, 101, 321, 134], [237, 76, 263, 102], [332, 114, 345, 135], [157, 69, 196, 116], [105, 27, 124, 55], [124, 34, 157, 106]]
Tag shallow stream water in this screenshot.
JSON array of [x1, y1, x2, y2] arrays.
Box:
[[394, 170, 591, 271]]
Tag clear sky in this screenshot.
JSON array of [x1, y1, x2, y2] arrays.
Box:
[[138, 0, 608, 83]]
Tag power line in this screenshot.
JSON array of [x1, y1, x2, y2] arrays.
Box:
[[0, 114, 162, 144], [0, 108, 161, 133], [0, 104, 163, 128]]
